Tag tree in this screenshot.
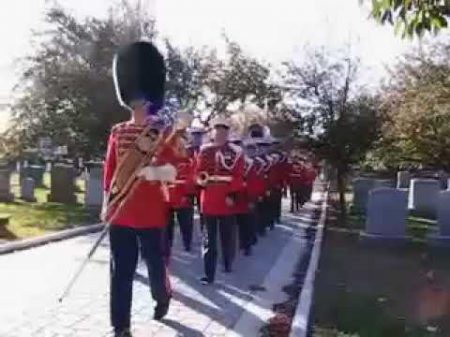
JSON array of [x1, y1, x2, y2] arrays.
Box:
[[164, 40, 213, 112], [198, 39, 281, 126], [7, 1, 156, 159], [366, 0, 449, 38], [375, 39, 450, 170], [283, 50, 382, 220]]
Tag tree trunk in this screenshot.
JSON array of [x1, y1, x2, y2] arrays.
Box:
[[336, 167, 347, 224]]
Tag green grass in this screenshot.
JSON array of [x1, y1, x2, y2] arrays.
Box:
[[314, 291, 437, 337], [313, 228, 447, 337], [0, 172, 97, 240]]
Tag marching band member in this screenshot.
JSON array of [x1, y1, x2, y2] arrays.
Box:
[[288, 152, 307, 212], [266, 137, 287, 226], [243, 137, 266, 246], [187, 126, 207, 231], [195, 117, 245, 285], [271, 139, 289, 223], [230, 135, 253, 256], [167, 132, 196, 252], [247, 123, 272, 236], [258, 134, 277, 231], [103, 42, 175, 337], [301, 157, 318, 204]]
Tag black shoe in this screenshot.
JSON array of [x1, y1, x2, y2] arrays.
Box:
[[223, 265, 232, 273], [200, 276, 213, 285], [153, 300, 170, 321], [114, 328, 132, 337]]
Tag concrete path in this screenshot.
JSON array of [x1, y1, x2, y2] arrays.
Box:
[[0, 193, 322, 337]]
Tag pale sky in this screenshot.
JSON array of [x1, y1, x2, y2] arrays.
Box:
[[0, 0, 417, 130]]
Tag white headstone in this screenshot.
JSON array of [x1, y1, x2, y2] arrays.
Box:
[[21, 178, 36, 202], [353, 178, 375, 212], [362, 188, 408, 241], [85, 166, 103, 208], [397, 171, 411, 189], [0, 169, 14, 202], [408, 179, 440, 217]]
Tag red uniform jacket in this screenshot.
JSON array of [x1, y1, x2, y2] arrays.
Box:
[[232, 156, 254, 214], [288, 160, 306, 188], [103, 121, 178, 228], [262, 154, 275, 192], [303, 164, 318, 186], [168, 156, 195, 209], [195, 142, 245, 216], [249, 156, 268, 201], [268, 152, 288, 190]]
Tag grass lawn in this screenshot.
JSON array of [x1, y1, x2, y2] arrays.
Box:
[[0, 172, 98, 240], [312, 205, 450, 337]]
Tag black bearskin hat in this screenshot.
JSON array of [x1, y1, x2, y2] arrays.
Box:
[[113, 41, 166, 114]]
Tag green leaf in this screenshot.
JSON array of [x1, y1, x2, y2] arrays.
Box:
[[394, 19, 404, 35], [437, 15, 448, 28]]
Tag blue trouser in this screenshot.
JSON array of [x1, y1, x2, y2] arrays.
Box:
[[203, 215, 235, 282], [167, 207, 194, 251], [256, 200, 268, 235], [109, 225, 171, 331], [236, 213, 252, 251]]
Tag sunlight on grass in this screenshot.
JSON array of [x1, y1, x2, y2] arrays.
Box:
[[0, 172, 97, 240]]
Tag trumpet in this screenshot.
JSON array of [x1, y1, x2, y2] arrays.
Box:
[[196, 171, 233, 186], [197, 171, 209, 186]]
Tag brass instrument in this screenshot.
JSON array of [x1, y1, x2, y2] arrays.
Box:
[[196, 171, 233, 186]]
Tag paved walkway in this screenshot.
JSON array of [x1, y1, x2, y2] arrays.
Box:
[[0, 194, 322, 337]]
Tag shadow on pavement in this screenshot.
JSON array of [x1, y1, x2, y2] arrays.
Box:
[[132, 203, 318, 334], [160, 318, 206, 337]]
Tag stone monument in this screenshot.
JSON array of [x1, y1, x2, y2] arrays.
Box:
[[408, 179, 440, 217], [21, 177, 36, 202], [353, 178, 375, 213], [0, 169, 14, 202], [47, 164, 77, 204], [428, 191, 450, 247], [361, 188, 409, 243], [85, 164, 103, 209]]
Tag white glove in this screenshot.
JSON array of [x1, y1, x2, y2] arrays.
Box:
[[137, 164, 177, 183]]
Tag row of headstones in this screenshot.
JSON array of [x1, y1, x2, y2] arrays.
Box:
[[354, 176, 448, 217], [0, 164, 103, 208], [362, 187, 450, 247], [397, 170, 448, 190]]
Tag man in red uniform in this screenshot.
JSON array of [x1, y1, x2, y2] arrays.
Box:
[[271, 139, 289, 223], [186, 126, 207, 231], [302, 159, 318, 203], [266, 138, 288, 226], [230, 135, 253, 256], [288, 153, 306, 212], [167, 134, 196, 252], [103, 42, 175, 337], [243, 138, 267, 246], [246, 123, 271, 236], [195, 117, 245, 285], [258, 135, 277, 231]]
